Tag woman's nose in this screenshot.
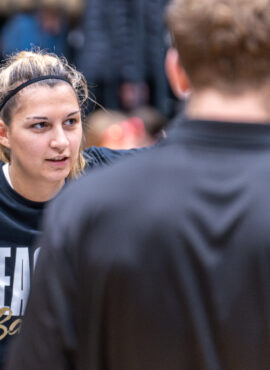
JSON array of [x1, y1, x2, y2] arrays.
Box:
[[50, 127, 69, 150]]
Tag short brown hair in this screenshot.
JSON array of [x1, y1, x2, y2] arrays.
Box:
[[166, 0, 270, 91]]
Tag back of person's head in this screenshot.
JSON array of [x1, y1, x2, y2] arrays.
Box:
[[84, 110, 129, 148], [87, 108, 159, 149], [130, 106, 167, 144], [166, 0, 270, 93], [0, 49, 88, 177], [85, 108, 165, 149]]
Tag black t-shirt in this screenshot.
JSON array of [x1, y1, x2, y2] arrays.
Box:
[[0, 146, 135, 369], [6, 118, 270, 370], [0, 163, 44, 364]]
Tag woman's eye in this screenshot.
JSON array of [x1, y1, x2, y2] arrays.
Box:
[[31, 122, 48, 129], [65, 118, 77, 126]]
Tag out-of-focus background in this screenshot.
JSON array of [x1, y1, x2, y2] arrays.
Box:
[[0, 0, 179, 148]]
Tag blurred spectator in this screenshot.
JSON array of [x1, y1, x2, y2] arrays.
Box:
[[85, 107, 166, 150], [130, 105, 167, 145], [0, 0, 83, 60], [76, 0, 170, 115], [0, 0, 34, 61], [84, 110, 129, 149], [1, 9, 69, 57]]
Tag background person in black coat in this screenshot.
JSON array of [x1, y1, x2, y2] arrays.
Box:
[[75, 0, 170, 115]]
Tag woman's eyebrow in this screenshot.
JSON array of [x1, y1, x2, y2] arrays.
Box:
[[25, 110, 80, 120], [67, 110, 80, 117], [26, 116, 48, 120]]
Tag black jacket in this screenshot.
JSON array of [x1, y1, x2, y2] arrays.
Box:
[[6, 117, 270, 370]]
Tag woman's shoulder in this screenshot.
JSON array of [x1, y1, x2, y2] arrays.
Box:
[[83, 146, 140, 169]]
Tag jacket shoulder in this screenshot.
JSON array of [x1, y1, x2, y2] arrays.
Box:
[[83, 146, 139, 169]]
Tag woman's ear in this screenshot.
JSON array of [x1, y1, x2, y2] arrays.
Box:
[[165, 48, 191, 99], [0, 119, 10, 149]]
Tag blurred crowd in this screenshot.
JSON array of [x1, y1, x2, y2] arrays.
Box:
[[0, 0, 177, 149]]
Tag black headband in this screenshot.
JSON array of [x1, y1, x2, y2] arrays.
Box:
[[0, 75, 72, 112]]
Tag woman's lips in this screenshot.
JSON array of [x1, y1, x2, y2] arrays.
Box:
[[46, 157, 69, 167]]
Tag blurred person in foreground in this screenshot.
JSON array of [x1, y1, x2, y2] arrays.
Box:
[[5, 0, 270, 369]]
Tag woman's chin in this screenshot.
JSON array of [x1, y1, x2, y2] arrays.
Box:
[[43, 169, 70, 185]]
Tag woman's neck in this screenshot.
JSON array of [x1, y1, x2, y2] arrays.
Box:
[[8, 165, 64, 202]]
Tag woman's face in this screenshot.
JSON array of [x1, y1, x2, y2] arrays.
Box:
[[3, 83, 82, 194]]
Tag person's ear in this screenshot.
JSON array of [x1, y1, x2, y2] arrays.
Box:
[[0, 119, 10, 149], [165, 48, 191, 99]]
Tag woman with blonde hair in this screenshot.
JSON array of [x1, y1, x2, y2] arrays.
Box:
[[0, 49, 133, 368]]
